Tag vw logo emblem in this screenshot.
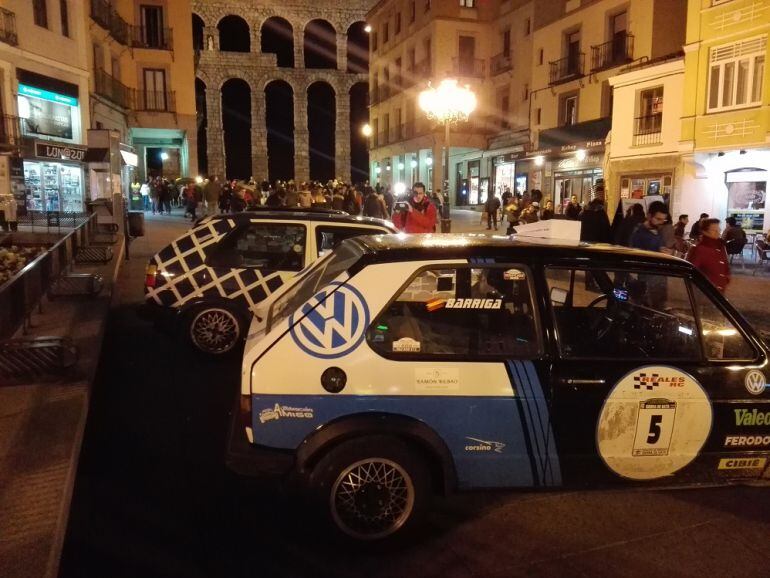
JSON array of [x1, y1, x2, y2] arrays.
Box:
[[289, 282, 370, 359], [744, 370, 766, 396]]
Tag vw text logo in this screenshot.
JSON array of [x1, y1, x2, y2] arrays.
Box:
[[289, 283, 370, 359], [744, 370, 766, 396]]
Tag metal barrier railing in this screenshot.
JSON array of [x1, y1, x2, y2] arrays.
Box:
[[0, 213, 97, 340]]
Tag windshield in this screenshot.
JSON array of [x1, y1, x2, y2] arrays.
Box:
[[267, 240, 364, 332]]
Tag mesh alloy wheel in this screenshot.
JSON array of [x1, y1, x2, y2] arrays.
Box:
[[189, 308, 241, 354], [330, 458, 415, 540]]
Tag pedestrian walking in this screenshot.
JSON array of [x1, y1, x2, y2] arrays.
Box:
[[579, 198, 612, 243], [362, 187, 388, 219], [629, 201, 668, 252], [140, 179, 151, 211], [203, 175, 222, 216], [485, 193, 501, 229]]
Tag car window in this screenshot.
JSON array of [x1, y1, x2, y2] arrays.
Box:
[[315, 226, 386, 257], [216, 223, 306, 271], [691, 284, 755, 360], [268, 241, 363, 332], [546, 268, 700, 360], [368, 266, 540, 358]]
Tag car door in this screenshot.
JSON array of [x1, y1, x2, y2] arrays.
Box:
[[686, 277, 770, 481], [204, 220, 308, 315], [545, 265, 713, 487]]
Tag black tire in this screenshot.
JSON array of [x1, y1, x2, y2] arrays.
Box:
[[308, 435, 431, 542], [184, 304, 246, 355]]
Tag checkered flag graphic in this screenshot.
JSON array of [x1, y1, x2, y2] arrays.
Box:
[[633, 373, 659, 390]]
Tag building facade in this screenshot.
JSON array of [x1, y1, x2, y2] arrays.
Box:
[[0, 0, 91, 215], [88, 0, 198, 189], [192, 0, 370, 184], [678, 0, 769, 233]]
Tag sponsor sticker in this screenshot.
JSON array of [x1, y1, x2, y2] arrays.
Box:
[[503, 269, 526, 281], [734, 408, 770, 426], [718, 457, 767, 470], [444, 298, 502, 310], [597, 366, 712, 481], [744, 370, 766, 396], [259, 403, 314, 424], [724, 435, 770, 448], [465, 437, 506, 453], [393, 337, 421, 353], [415, 368, 460, 391]]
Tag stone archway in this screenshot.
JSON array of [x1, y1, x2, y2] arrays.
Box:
[[307, 81, 336, 181], [346, 21, 368, 74], [304, 19, 336, 69], [261, 16, 294, 68], [221, 78, 252, 180], [349, 81, 369, 184], [195, 77, 208, 175], [218, 15, 250, 52], [265, 80, 295, 182], [192, 13, 205, 50]]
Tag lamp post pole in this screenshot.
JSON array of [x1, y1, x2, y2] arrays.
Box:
[[443, 121, 451, 230]]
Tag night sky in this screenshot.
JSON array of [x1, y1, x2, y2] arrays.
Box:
[[194, 16, 369, 184]]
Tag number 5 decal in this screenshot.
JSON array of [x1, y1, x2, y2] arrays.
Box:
[[632, 400, 677, 457], [647, 414, 662, 444]]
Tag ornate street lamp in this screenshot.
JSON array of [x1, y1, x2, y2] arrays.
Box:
[[418, 79, 477, 232]]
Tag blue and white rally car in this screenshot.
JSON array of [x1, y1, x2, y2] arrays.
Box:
[[229, 233, 769, 541]]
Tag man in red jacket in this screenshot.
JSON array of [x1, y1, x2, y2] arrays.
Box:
[[686, 218, 730, 293], [392, 182, 438, 233]]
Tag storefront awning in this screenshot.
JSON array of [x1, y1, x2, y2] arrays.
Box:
[[538, 118, 611, 150], [120, 149, 138, 167], [84, 148, 109, 163]]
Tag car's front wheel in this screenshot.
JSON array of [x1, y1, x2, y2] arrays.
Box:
[[308, 436, 431, 542], [186, 305, 245, 355]]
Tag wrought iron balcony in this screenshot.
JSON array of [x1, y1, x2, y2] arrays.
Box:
[[452, 57, 486, 78], [94, 69, 130, 109], [490, 52, 512, 75], [130, 25, 173, 50], [0, 8, 18, 46], [634, 113, 662, 146], [549, 53, 585, 85], [0, 115, 21, 149], [132, 89, 176, 113], [591, 34, 634, 72], [90, 0, 128, 45]]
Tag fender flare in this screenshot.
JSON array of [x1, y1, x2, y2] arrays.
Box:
[[295, 412, 458, 494]]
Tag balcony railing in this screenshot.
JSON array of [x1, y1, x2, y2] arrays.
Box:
[[452, 57, 486, 78], [0, 8, 18, 46], [133, 90, 176, 113], [549, 53, 585, 85], [490, 52, 512, 75], [90, 0, 128, 45], [634, 113, 662, 146], [130, 25, 173, 50], [94, 69, 130, 109], [0, 115, 21, 149], [591, 34, 634, 72]]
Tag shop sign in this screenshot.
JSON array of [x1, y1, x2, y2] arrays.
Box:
[[558, 140, 605, 153], [18, 84, 78, 107], [35, 141, 87, 162], [556, 155, 602, 171]]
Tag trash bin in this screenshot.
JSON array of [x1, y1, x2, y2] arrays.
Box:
[[127, 211, 145, 237], [440, 218, 452, 233]]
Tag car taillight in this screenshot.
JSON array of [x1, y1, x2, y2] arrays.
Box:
[[239, 394, 252, 430], [145, 264, 158, 288]]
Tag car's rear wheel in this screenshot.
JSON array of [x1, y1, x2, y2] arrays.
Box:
[[187, 306, 245, 355], [308, 436, 431, 542]]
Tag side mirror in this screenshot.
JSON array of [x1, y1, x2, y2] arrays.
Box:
[[550, 287, 568, 306]]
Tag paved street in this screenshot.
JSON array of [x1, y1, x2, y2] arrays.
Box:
[[59, 209, 770, 578]]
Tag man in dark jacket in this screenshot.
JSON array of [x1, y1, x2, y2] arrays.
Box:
[[485, 193, 501, 229], [688, 218, 730, 292], [565, 195, 582, 220], [629, 200, 668, 252], [579, 198, 612, 243], [689, 213, 709, 240]]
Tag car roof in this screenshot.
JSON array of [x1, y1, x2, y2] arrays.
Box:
[[347, 233, 694, 270], [200, 209, 396, 229]]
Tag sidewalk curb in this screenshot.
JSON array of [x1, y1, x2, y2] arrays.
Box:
[[43, 235, 126, 578]]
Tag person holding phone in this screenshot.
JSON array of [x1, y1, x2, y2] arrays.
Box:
[[392, 182, 438, 233]]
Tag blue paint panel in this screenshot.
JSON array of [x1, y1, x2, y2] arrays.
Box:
[[252, 395, 537, 488]]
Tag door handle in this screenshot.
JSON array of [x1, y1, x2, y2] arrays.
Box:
[[558, 378, 606, 385]]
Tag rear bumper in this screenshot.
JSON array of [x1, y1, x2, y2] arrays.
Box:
[[225, 400, 295, 478]]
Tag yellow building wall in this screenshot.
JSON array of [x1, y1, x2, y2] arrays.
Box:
[[682, 0, 770, 151]]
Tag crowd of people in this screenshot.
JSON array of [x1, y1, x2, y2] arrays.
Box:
[[139, 173, 755, 294]]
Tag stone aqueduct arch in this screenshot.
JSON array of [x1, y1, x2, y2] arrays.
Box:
[[192, 2, 369, 182]]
